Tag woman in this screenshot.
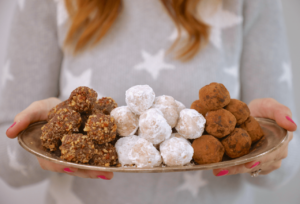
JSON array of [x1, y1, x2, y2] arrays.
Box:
[[1, 0, 299, 203]]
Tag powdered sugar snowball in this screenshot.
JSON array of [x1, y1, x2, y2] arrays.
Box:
[[115, 136, 140, 166], [128, 138, 162, 167], [175, 109, 206, 139], [110, 106, 139, 136], [139, 108, 172, 145], [160, 137, 194, 166], [125, 85, 155, 115], [175, 100, 186, 114]]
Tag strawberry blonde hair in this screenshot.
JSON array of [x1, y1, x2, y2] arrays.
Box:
[[64, 0, 220, 61]]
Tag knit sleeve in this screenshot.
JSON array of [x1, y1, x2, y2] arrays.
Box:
[[0, 0, 63, 187], [240, 0, 300, 189]]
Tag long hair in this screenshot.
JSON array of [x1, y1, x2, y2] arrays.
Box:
[[64, 0, 219, 61]]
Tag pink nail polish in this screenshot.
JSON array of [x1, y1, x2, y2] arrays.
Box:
[[7, 122, 16, 130], [217, 170, 229, 177], [286, 116, 296, 125], [64, 168, 73, 173], [251, 162, 260, 169], [97, 175, 109, 180]]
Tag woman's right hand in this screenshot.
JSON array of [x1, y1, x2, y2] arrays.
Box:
[[6, 97, 114, 180]]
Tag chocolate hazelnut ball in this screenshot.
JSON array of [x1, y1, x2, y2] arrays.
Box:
[[224, 99, 250, 125], [190, 100, 208, 116], [240, 116, 264, 143]]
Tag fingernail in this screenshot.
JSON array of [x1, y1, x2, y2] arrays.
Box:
[[286, 116, 296, 125], [97, 175, 109, 180], [7, 122, 16, 130], [251, 162, 260, 169], [217, 170, 229, 177], [64, 168, 74, 173]]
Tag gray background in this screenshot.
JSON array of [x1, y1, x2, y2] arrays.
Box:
[[0, 0, 299, 203]]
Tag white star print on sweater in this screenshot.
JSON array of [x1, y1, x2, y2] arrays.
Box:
[[17, 0, 25, 10], [279, 62, 292, 89], [53, 0, 68, 26], [1, 60, 14, 88], [177, 171, 208, 197]]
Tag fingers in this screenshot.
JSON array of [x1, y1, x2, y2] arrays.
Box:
[[37, 157, 113, 180], [248, 98, 297, 132]]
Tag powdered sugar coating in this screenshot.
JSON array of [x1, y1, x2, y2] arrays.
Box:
[[175, 109, 206, 139], [175, 100, 186, 114], [115, 136, 139, 166], [128, 138, 162, 167], [160, 137, 194, 166], [125, 85, 155, 115], [152, 95, 179, 128], [110, 106, 139, 136], [139, 108, 172, 145]]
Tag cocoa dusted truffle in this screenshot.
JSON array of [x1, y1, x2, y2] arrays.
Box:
[[221, 128, 252, 158], [47, 100, 69, 121], [224, 99, 250, 125], [205, 109, 236, 138], [93, 97, 118, 115], [192, 135, 225, 164], [190, 100, 208, 116], [68, 86, 97, 112], [60, 133, 95, 163], [84, 114, 117, 144], [199, 82, 231, 111], [89, 143, 118, 166], [240, 116, 264, 143]]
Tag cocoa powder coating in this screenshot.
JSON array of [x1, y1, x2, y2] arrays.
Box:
[[224, 99, 250, 125], [190, 100, 208, 116], [240, 116, 264, 143]]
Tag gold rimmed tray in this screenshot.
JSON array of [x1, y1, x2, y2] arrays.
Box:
[[18, 118, 287, 173]]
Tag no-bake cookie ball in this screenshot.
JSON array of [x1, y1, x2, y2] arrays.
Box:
[[224, 99, 250, 125], [190, 99, 208, 117], [240, 116, 264, 143], [192, 135, 225, 164], [93, 97, 118, 115], [115, 135, 140, 166], [68, 86, 98, 112], [47, 100, 69, 121], [205, 109, 236, 138], [221, 128, 252, 158], [90, 143, 118, 166], [198, 82, 231, 111]]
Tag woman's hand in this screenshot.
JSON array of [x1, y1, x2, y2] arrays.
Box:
[[213, 98, 297, 177], [6, 98, 113, 180]]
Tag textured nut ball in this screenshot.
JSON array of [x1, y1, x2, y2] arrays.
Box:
[[205, 109, 236, 138], [68, 86, 98, 112], [93, 97, 118, 115], [240, 116, 264, 143], [199, 82, 230, 111], [221, 128, 252, 158], [190, 99, 208, 117], [47, 100, 69, 121], [224, 99, 250, 125], [90, 143, 118, 167], [192, 135, 225, 164]]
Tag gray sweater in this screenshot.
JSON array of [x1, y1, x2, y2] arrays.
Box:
[[1, 0, 299, 204]]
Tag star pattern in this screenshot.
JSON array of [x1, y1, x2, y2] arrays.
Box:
[[279, 62, 292, 89], [168, 28, 188, 41], [177, 171, 208, 197], [18, 0, 25, 10], [134, 49, 175, 80], [7, 146, 27, 176], [1, 60, 14, 88], [223, 66, 240, 98], [54, 0, 69, 26]]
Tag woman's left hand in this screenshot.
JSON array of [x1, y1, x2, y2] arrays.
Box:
[[213, 98, 297, 177]]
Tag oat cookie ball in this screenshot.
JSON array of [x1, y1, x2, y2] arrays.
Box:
[[221, 128, 252, 158], [160, 137, 194, 166], [93, 97, 118, 115], [128, 138, 162, 167], [240, 116, 264, 143], [175, 109, 206, 139], [115, 135, 140, 166], [199, 82, 231, 111], [125, 85, 155, 115], [139, 108, 172, 145], [152, 95, 179, 128], [110, 106, 139, 136], [60, 133, 95, 163], [190, 99, 208, 117], [192, 135, 225, 164], [90, 143, 118, 166], [84, 114, 117, 144], [205, 109, 236, 138], [224, 99, 250, 125], [68, 86, 98, 112], [47, 100, 69, 121]]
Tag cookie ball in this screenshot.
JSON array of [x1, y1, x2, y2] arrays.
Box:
[[111, 106, 139, 136], [79, 111, 92, 133], [221, 128, 252, 158], [240, 116, 264, 143], [175, 100, 186, 114], [90, 143, 118, 166], [152, 95, 179, 128], [128, 138, 162, 167], [199, 82, 230, 111], [125, 85, 155, 115], [139, 108, 172, 145], [84, 114, 117, 144], [205, 109, 236, 138], [175, 109, 206, 139], [192, 135, 225, 164], [224, 99, 250, 125], [160, 137, 194, 166], [190, 99, 208, 116], [93, 97, 118, 115], [47, 100, 69, 121], [68, 86, 98, 112], [60, 133, 95, 163], [115, 135, 140, 166], [40, 130, 61, 151]]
